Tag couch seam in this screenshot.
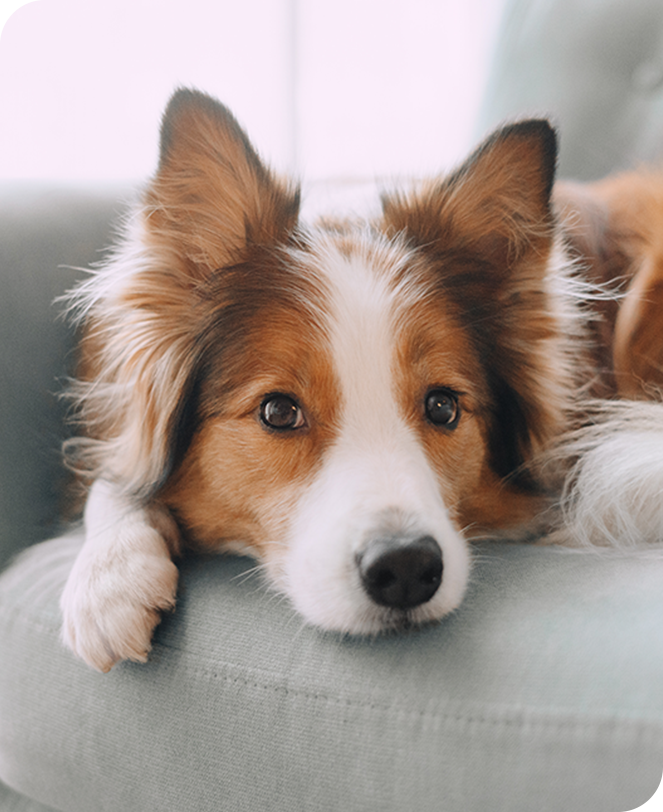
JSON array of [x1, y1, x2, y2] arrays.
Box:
[[167, 658, 663, 737], [4, 604, 663, 737]]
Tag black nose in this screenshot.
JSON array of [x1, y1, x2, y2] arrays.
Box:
[[358, 535, 443, 610]]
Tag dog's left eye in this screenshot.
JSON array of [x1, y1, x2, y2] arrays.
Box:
[[260, 394, 306, 431], [425, 389, 460, 428]]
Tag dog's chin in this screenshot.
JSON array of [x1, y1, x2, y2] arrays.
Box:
[[305, 600, 459, 638], [267, 526, 471, 636], [278, 577, 466, 637], [342, 603, 451, 637]]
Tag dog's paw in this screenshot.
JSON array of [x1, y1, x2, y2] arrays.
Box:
[[61, 522, 179, 673]]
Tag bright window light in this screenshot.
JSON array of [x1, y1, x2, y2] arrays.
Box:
[[0, 0, 505, 185]]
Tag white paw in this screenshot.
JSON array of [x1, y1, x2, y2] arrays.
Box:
[[61, 519, 180, 673]]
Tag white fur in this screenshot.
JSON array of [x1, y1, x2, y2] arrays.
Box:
[[553, 401, 663, 552], [277, 236, 471, 632], [1, 532, 83, 606], [60, 480, 181, 672]]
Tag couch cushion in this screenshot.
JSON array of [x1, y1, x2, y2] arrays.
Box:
[[0, 533, 661, 812], [0, 781, 59, 812]]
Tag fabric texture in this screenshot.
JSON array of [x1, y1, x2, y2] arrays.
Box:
[[1, 532, 662, 812], [0, 781, 59, 812]]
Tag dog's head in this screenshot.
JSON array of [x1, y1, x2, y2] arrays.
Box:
[[73, 90, 578, 633]]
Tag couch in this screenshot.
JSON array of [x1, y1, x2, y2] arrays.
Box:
[[1, 0, 663, 809]]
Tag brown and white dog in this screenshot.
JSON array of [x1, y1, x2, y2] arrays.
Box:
[[59, 88, 663, 672]]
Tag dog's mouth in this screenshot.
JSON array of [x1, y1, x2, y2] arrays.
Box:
[[356, 602, 445, 637]]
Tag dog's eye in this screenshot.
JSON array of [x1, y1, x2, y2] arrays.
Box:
[[425, 389, 460, 428], [260, 394, 306, 431]]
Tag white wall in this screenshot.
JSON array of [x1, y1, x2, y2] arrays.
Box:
[[0, 0, 505, 185], [296, 0, 505, 180]]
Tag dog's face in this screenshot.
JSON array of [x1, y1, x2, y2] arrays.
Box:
[[81, 91, 578, 633], [166, 231, 491, 631]]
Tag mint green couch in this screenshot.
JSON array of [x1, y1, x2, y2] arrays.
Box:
[[2, 1, 663, 809], [477, 0, 663, 179]]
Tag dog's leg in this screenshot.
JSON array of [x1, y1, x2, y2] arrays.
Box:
[[60, 479, 181, 672]]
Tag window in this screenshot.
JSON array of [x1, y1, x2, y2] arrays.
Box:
[[0, 0, 505, 184]]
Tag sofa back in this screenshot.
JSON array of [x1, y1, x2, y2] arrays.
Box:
[[0, 188, 130, 568], [477, 0, 663, 180]]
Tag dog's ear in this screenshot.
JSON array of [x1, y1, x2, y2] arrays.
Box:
[[66, 91, 300, 500], [382, 119, 557, 272], [382, 121, 575, 481], [146, 88, 300, 273]]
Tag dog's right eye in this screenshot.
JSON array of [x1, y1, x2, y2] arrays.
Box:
[[260, 394, 306, 431], [425, 388, 460, 429]]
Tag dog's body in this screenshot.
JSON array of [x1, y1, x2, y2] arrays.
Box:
[[59, 89, 663, 672]]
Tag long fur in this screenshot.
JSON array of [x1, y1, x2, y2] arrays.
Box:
[[45, 88, 663, 672], [547, 171, 663, 551], [544, 401, 663, 551]]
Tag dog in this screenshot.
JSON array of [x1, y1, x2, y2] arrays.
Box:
[[58, 88, 663, 672]]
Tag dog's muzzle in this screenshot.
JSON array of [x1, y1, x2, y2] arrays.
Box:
[[357, 535, 443, 610]]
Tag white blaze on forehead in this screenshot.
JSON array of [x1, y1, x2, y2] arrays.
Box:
[[276, 232, 471, 634], [311, 233, 442, 512], [311, 232, 412, 441]]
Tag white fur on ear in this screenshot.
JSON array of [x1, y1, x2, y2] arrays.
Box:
[[60, 211, 201, 498]]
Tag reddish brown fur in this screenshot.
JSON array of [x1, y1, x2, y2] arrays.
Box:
[[392, 290, 551, 535], [66, 91, 302, 500], [381, 122, 576, 497], [71, 105, 576, 555], [60, 89, 663, 672], [555, 172, 663, 399], [161, 271, 340, 558]]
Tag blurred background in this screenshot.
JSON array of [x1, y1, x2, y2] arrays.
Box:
[[0, 0, 505, 187]]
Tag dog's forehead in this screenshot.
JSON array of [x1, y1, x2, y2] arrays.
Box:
[[302, 224, 424, 308], [301, 225, 472, 350], [296, 228, 478, 407], [201, 224, 482, 418]]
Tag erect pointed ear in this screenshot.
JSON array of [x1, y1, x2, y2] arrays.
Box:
[[68, 92, 301, 499], [145, 88, 300, 274], [382, 119, 557, 269], [382, 121, 571, 480]]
